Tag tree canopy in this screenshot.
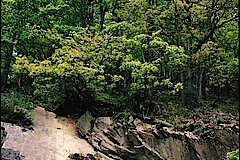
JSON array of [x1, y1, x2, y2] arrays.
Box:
[[1, 0, 239, 115]]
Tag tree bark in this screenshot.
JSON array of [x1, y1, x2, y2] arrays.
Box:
[[187, 37, 193, 107], [1, 45, 13, 90], [174, 3, 185, 105], [61, 79, 66, 98], [198, 13, 211, 102], [99, 4, 106, 31], [198, 65, 204, 101]]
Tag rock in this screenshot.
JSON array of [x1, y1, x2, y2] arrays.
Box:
[[81, 115, 239, 160], [1, 127, 7, 148], [76, 111, 96, 138], [93, 117, 113, 132], [94, 151, 115, 160], [88, 117, 135, 160], [133, 118, 143, 127], [154, 119, 173, 128], [69, 152, 116, 160], [69, 153, 96, 160], [1, 148, 24, 160], [1, 126, 24, 160]]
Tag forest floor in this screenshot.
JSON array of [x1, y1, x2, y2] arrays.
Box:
[[1, 107, 95, 160]]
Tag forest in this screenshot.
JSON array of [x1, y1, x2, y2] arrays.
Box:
[[1, 0, 239, 159]]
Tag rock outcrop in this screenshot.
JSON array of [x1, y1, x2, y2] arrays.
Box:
[[1, 148, 24, 160], [1, 126, 24, 160], [76, 111, 96, 139], [1, 127, 7, 148], [76, 112, 239, 160]]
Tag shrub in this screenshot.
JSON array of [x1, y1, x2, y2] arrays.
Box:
[[1, 90, 34, 127], [227, 149, 239, 160]]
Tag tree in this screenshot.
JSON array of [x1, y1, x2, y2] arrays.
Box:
[[13, 21, 186, 114], [151, 0, 239, 105], [4, 0, 239, 115]]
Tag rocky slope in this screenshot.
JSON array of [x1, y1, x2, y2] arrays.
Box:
[[1, 107, 238, 160], [76, 111, 239, 160], [1, 107, 95, 160]]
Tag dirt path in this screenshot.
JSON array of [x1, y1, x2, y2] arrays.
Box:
[[1, 107, 95, 160]]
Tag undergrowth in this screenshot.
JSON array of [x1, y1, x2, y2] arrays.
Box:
[[227, 149, 239, 160], [1, 90, 35, 127]]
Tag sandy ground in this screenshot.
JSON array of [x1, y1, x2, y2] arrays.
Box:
[[1, 107, 95, 160]]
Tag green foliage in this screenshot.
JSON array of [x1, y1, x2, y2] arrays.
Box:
[[3, 0, 239, 116], [193, 41, 239, 88], [1, 90, 34, 127], [227, 149, 239, 160], [13, 24, 186, 111]]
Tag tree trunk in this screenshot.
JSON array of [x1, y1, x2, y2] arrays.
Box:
[[16, 74, 21, 91], [198, 14, 211, 102], [187, 37, 193, 107], [99, 4, 106, 31], [61, 79, 66, 98], [236, 75, 239, 99], [124, 73, 127, 88], [111, 0, 118, 14], [174, 6, 185, 105], [1, 45, 13, 90], [198, 65, 204, 102]]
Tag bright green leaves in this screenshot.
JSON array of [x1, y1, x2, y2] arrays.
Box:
[[5, 0, 239, 111], [120, 60, 159, 95], [193, 41, 239, 88], [118, 32, 186, 103], [12, 56, 30, 74], [160, 79, 183, 95], [227, 149, 239, 160], [208, 55, 238, 88], [101, 21, 140, 38], [161, 79, 173, 87], [112, 75, 124, 82], [13, 21, 186, 106]]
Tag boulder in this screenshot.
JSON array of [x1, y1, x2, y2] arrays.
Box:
[[76, 111, 96, 138]]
